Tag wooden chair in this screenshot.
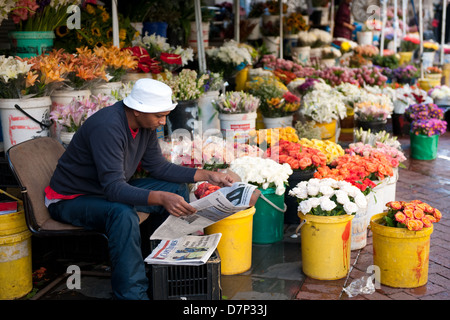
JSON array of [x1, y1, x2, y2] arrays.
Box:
[[6, 137, 149, 238]]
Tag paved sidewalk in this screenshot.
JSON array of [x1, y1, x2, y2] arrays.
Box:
[[296, 131, 450, 300]]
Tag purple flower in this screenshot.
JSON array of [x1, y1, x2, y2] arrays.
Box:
[[411, 118, 447, 136]]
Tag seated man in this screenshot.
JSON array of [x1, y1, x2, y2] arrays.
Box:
[[45, 78, 234, 300]]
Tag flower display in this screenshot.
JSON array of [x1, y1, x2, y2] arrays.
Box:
[[314, 165, 376, 195], [423, 41, 439, 52], [410, 119, 447, 136], [157, 69, 208, 101], [206, 40, 254, 78], [249, 126, 299, 146], [429, 85, 450, 100], [346, 141, 406, 168], [93, 46, 137, 82], [330, 153, 394, 181], [298, 138, 345, 164], [392, 65, 419, 83], [426, 66, 442, 74], [383, 200, 441, 231], [283, 12, 309, 34], [9, 0, 81, 31], [405, 103, 445, 121], [212, 91, 260, 114], [355, 101, 392, 122], [126, 46, 161, 74], [265, 140, 327, 171], [49, 94, 113, 132], [288, 178, 368, 216], [400, 36, 420, 52], [229, 156, 292, 195]]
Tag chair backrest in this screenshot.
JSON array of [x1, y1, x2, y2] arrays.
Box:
[[7, 137, 83, 233]]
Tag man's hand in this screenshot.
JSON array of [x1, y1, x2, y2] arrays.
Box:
[[194, 169, 235, 187], [148, 191, 197, 217]]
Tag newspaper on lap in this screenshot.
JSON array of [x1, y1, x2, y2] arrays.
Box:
[[150, 182, 258, 240], [145, 233, 221, 265]]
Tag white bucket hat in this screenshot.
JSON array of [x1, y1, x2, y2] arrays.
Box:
[[123, 78, 177, 113]]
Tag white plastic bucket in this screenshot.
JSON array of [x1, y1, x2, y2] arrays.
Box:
[[357, 31, 373, 45], [0, 97, 52, 151], [247, 17, 262, 40], [219, 112, 256, 143], [422, 52, 436, 70], [351, 207, 368, 250], [263, 115, 293, 128], [383, 167, 399, 207], [189, 21, 210, 52], [91, 81, 123, 97], [198, 90, 220, 132], [365, 179, 387, 224], [263, 36, 280, 56], [50, 89, 91, 138], [291, 46, 310, 65]]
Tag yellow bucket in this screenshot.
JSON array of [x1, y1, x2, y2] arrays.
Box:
[[299, 212, 353, 280], [398, 51, 413, 65], [235, 66, 250, 91], [370, 213, 433, 288], [205, 207, 255, 275], [314, 120, 337, 142], [0, 190, 33, 300]]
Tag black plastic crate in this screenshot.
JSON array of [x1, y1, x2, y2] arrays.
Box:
[[0, 154, 18, 187], [147, 241, 222, 300]]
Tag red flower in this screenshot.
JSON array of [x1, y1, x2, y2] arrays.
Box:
[[160, 53, 182, 65]]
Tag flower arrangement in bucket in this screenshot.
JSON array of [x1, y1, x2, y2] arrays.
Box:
[[49, 94, 113, 133], [0, 52, 67, 98], [157, 69, 208, 102], [92, 46, 138, 82], [370, 200, 442, 288], [354, 101, 392, 123], [283, 12, 309, 35], [126, 46, 161, 74], [289, 178, 368, 279], [212, 91, 260, 114], [392, 65, 419, 84], [265, 140, 327, 172], [406, 102, 447, 160], [298, 138, 345, 165]]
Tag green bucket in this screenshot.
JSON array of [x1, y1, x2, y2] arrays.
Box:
[[9, 31, 55, 58], [409, 132, 439, 160], [253, 187, 286, 244]]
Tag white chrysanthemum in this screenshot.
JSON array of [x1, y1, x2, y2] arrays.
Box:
[[299, 200, 312, 214], [320, 196, 336, 211], [344, 202, 358, 215]]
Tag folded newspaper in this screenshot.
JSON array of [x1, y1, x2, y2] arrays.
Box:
[[150, 182, 259, 240], [144, 233, 221, 265]]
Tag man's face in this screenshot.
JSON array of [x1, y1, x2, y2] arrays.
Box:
[[137, 111, 170, 130]]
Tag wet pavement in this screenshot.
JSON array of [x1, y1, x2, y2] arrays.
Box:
[[15, 130, 450, 302]]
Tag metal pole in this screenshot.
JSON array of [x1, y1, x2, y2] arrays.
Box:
[[380, 0, 387, 56], [279, 0, 283, 58], [194, 0, 206, 73], [419, 0, 424, 78], [112, 0, 119, 47], [402, 0, 407, 38], [393, 0, 398, 53], [330, 0, 334, 37], [441, 0, 447, 64], [234, 0, 240, 42]]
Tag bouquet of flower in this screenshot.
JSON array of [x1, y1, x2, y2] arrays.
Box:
[[426, 66, 442, 74], [265, 0, 287, 15], [294, 120, 322, 140], [321, 46, 341, 59], [346, 141, 406, 168], [314, 165, 376, 195], [314, 66, 359, 87], [212, 91, 260, 114], [49, 94, 113, 132], [429, 85, 450, 100], [202, 71, 224, 93], [392, 65, 419, 83], [206, 40, 254, 78], [383, 200, 441, 231], [93, 46, 137, 82], [410, 119, 447, 136], [259, 55, 304, 75], [9, 0, 82, 31], [298, 138, 345, 164], [249, 126, 299, 146], [248, 1, 265, 18], [246, 76, 284, 113], [353, 45, 379, 58], [229, 156, 292, 195], [423, 41, 439, 52], [283, 12, 309, 34], [309, 28, 332, 48], [352, 66, 388, 87], [126, 46, 161, 74], [0, 51, 67, 98], [157, 69, 208, 101], [291, 78, 320, 97], [300, 82, 347, 123], [265, 140, 327, 171], [355, 101, 392, 122], [354, 128, 402, 150], [400, 36, 420, 52], [61, 47, 108, 89], [405, 103, 445, 121], [297, 31, 317, 47], [288, 178, 368, 216], [331, 153, 394, 181]]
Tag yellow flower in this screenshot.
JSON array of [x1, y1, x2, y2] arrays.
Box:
[[101, 11, 110, 22], [119, 29, 126, 40], [86, 4, 95, 15], [341, 42, 351, 52]]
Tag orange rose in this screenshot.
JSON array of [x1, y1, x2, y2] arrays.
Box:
[[421, 215, 433, 228], [395, 212, 407, 224], [413, 208, 425, 220], [433, 209, 442, 222], [406, 219, 423, 231], [387, 201, 403, 210], [403, 207, 414, 219]]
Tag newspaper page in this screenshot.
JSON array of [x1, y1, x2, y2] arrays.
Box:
[[144, 233, 222, 265], [150, 182, 258, 240]]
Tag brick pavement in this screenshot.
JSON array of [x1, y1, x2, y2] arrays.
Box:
[[295, 131, 450, 300]]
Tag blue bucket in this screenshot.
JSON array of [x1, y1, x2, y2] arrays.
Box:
[[9, 31, 55, 58], [142, 22, 168, 38]]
